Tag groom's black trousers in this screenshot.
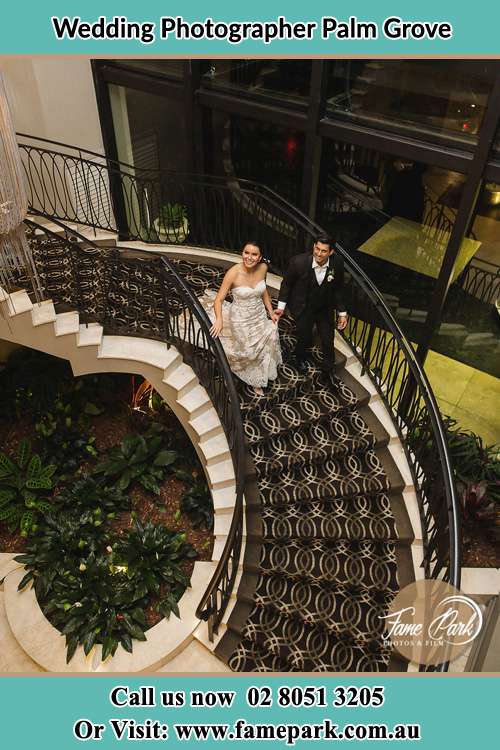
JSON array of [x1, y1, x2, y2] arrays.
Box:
[[293, 309, 335, 368]]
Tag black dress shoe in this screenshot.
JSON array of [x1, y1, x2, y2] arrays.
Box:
[[295, 359, 308, 373], [319, 361, 335, 373]]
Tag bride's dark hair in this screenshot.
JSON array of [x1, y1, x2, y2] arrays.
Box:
[[241, 240, 271, 265]]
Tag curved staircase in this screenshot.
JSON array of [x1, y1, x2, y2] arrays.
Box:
[[164, 258, 415, 672], [2, 135, 460, 673]]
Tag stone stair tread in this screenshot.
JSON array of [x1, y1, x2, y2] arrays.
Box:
[[98, 336, 175, 370], [77, 322, 103, 347], [54, 311, 79, 336], [177, 384, 210, 415], [6, 290, 34, 316], [31, 300, 57, 326], [165, 362, 198, 391]]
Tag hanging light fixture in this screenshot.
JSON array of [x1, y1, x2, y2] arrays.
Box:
[[0, 72, 41, 312]]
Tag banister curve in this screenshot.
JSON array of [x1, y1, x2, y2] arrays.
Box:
[[18, 135, 461, 669]]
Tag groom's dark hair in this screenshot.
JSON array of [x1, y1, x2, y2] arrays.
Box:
[[314, 233, 331, 247]]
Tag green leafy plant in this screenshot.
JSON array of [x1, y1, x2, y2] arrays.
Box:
[[36, 399, 97, 480], [93, 425, 178, 494], [158, 202, 187, 229], [441, 415, 500, 540], [15, 515, 196, 662], [180, 479, 214, 530], [0, 439, 56, 535], [54, 476, 130, 521], [113, 519, 196, 619], [15, 516, 148, 662]]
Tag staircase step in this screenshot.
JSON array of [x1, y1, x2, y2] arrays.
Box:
[[238, 354, 346, 413], [5, 290, 33, 316], [242, 382, 358, 444], [98, 336, 177, 371], [219, 633, 288, 672], [230, 602, 392, 672], [77, 322, 103, 347], [249, 404, 389, 474], [256, 448, 403, 505], [31, 300, 57, 326], [178, 384, 211, 418], [54, 311, 79, 336], [166, 362, 198, 396], [245, 577, 394, 642], [260, 492, 398, 541], [256, 538, 399, 592]]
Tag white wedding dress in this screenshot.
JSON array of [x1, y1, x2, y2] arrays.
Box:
[[199, 280, 282, 388]]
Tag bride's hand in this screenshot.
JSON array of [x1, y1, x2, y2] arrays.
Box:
[[210, 319, 223, 338]]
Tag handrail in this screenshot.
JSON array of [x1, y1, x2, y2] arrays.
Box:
[[19, 136, 461, 669], [22, 215, 246, 639]]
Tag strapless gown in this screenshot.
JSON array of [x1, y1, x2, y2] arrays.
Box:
[[199, 280, 282, 388]]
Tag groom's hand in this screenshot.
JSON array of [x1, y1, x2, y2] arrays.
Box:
[[272, 309, 284, 324], [337, 313, 348, 331]]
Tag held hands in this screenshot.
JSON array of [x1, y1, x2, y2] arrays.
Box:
[[272, 309, 284, 324], [337, 314, 348, 331]]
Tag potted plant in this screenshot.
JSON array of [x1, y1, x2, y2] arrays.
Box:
[[153, 202, 188, 243]]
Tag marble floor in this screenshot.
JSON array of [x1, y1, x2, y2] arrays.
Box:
[[425, 349, 500, 446]]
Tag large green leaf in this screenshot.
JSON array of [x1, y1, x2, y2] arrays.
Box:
[[0, 452, 16, 477], [17, 439, 31, 469], [27, 454, 42, 479], [153, 450, 178, 467], [0, 488, 15, 507]]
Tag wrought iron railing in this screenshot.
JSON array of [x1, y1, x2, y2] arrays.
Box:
[[454, 257, 500, 306], [18, 135, 461, 668], [22, 217, 245, 640]]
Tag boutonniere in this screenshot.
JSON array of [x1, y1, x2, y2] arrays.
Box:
[[326, 270, 335, 283]]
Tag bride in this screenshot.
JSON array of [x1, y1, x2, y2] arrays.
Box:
[[201, 241, 282, 393]]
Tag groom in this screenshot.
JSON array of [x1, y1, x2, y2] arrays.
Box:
[[273, 234, 348, 373]]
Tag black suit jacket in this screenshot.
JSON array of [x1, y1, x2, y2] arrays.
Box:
[[278, 252, 346, 319]]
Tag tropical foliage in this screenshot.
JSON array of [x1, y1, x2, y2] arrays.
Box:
[[0, 362, 213, 663], [0, 439, 56, 535], [93, 424, 178, 494]]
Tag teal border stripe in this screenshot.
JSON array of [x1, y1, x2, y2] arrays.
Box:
[[0, 1, 499, 55], [0, 675, 498, 747]]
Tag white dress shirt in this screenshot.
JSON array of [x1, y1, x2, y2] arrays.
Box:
[[278, 259, 347, 315]]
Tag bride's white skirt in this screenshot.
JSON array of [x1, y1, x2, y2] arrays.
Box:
[[179, 289, 282, 388]]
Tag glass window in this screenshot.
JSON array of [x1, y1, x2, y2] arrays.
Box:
[[209, 110, 305, 206], [436, 183, 500, 378], [108, 84, 186, 172], [316, 139, 467, 342], [326, 61, 497, 142], [202, 60, 311, 106]]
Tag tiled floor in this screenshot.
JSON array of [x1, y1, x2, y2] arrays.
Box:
[[425, 350, 500, 446]]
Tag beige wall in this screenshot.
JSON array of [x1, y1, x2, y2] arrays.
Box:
[[0, 58, 104, 153]]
